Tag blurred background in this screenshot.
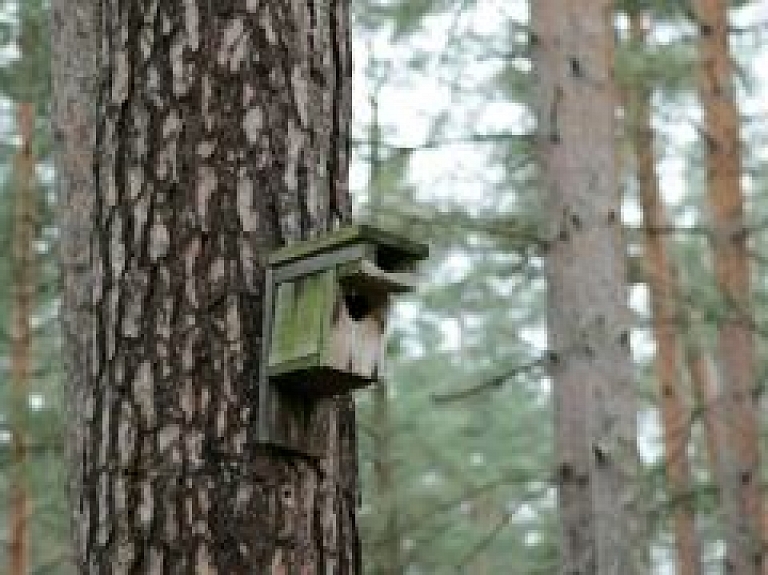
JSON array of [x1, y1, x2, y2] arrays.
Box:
[[0, 0, 767, 573]]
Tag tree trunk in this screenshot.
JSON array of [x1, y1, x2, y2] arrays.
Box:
[[625, 14, 702, 575], [692, 0, 765, 571], [9, 101, 36, 575], [53, 2, 361, 573], [370, 383, 402, 575], [367, 98, 403, 575], [532, 1, 644, 573]]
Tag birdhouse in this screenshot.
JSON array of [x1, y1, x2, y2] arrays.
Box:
[[257, 225, 428, 454]]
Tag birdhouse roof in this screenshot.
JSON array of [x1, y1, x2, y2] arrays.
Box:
[[268, 224, 428, 268]]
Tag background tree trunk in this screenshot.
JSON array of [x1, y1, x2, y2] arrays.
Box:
[[625, 13, 702, 575], [532, 1, 644, 572], [9, 101, 36, 575], [371, 383, 402, 575], [367, 98, 403, 575], [693, 0, 765, 571], [53, 1, 361, 572]]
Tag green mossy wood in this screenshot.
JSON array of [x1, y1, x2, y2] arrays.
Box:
[[268, 224, 429, 267], [269, 269, 341, 387], [267, 224, 427, 394]]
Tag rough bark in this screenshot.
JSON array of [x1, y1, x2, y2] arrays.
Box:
[[692, 0, 765, 571], [9, 102, 36, 575], [53, 1, 360, 573], [532, 1, 644, 573], [625, 15, 702, 575]]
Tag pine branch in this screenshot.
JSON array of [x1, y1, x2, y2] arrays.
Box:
[[431, 357, 548, 403]]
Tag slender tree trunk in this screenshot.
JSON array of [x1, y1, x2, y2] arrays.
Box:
[[532, 1, 644, 573], [625, 14, 703, 575], [9, 102, 36, 575], [366, 97, 403, 575], [692, 0, 765, 571], [53, 2, 361, 573], [371, 383, 402, 575]]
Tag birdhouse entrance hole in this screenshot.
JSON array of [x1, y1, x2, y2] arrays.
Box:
[[374, 244, 410, 273], [344, 291, 373, 321]]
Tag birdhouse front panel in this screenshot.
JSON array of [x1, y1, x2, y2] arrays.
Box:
[[267, 267, 389, 396], [267, 269, 336, 378]]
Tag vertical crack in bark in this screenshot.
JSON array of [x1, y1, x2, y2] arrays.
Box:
[[328, 0, 351, 227]]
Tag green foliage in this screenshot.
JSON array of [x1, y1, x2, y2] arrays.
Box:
[[353, 0, 458, 38], [616, 39, 697, 95], [353, 0, 768, 573], [353, 2, 556, 572], [0, 0, 72, 573]]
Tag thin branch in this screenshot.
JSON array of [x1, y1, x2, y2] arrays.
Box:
[[432, 357, 548, 403], [455, 513, 513, 569], [350, 131, 535, 155]]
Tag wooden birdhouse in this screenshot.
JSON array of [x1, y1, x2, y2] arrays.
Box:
[[257, 225, 428, 454]]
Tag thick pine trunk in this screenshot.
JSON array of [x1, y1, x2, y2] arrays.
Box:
[[625, 15, 702, 575], [532, 1, 644, 573], [53, 2, 361, 573], [692, 0, 765, 571], [9, 102, 36, 575]]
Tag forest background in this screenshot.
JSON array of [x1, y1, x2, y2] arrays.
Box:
[[0, 0, 767, 574]]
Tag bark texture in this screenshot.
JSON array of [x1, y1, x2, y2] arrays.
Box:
[[626, 15, 702, 575], [693, 0, 765, 571], [53, 1, 360, 573], [532, 1, 644, 573]]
